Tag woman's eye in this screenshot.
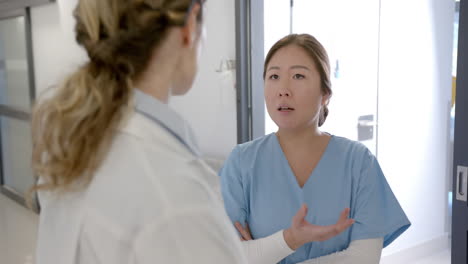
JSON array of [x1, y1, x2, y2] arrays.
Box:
[[269, 74, 279, 80], [293, 74, 305, 80]]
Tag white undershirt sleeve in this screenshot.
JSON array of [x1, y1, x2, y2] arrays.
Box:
[[242, 230, 295, 264], [297, 238, 384, 264], [241, 230, 382, 264]]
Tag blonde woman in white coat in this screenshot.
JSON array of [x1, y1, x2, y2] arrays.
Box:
[[32, 1, 353, 263]]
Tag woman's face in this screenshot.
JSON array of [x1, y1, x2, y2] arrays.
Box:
[[171, 35, 199, 95], [171, 29, 203, 96], [264, 44, 328, 131], [171, 4, 205, 96]]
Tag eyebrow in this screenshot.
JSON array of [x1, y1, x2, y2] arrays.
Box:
[[266, 66, 280, 72], [266, 65, 310, 72], [290, 65, 310, 71]]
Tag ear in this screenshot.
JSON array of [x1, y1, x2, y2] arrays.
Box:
[[181, 3, 201, 47], [322, 93, 330, 106]]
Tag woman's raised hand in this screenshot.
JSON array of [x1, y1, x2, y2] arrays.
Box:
[[234, 204, 354, 250], [284, 204, 354, 250]]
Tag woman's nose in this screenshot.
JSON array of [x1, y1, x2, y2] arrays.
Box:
[[278, 89, 290, 97]]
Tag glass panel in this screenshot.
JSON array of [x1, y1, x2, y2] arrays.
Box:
[[1, 116, 34, 196], [294, 0, 379, 155], [0, 16, 31, 110]]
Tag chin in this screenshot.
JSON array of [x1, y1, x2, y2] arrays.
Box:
[[277, 124, 299, 131], [172, 89, 190, 96], [171, 84, 193, 96], [271, 118, 298, 130]]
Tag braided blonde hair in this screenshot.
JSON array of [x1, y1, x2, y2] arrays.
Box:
[[31, 0, 203, 193]]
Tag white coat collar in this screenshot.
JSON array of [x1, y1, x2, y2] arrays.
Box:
[[133, 89, 200, 156]]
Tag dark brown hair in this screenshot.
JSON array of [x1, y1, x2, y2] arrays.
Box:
[[264, 34, 332, 127]]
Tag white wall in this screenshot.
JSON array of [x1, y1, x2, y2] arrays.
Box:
[[378, 0, 454, 256], [30, 2, 86, 95], [30, 0, 237, 159], [169, 0, 237, 159]]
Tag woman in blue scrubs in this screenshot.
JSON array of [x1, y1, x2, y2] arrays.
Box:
[[220, 34, 411, 264]]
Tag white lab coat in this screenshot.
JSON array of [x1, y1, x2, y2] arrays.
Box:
[[36, 110, 247, 264]]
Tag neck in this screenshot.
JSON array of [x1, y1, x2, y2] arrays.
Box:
[[276, 125, 326, 149], [135, 65, 175, 104], [134, 29, 181, 103]]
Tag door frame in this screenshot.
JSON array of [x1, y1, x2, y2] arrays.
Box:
[[451, 0, 468, 263]]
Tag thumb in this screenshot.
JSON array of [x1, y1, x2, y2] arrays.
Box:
[[292, 204, 308, 227]]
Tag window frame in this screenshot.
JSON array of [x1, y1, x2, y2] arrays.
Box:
[[0, 6, 39, 212], [0, 0, 54, 13], [235, 0, 265, 143]]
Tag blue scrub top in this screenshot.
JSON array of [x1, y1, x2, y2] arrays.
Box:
[[220, 133, 411, 264]]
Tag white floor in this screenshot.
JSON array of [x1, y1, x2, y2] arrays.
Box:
[[0, 194, 452, 264], [0, 194, 38, 264], [412, 250, 451, 264]]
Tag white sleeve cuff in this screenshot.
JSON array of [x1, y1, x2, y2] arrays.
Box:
[[242, 230, 295, 264], [297, 238, 384, 264]]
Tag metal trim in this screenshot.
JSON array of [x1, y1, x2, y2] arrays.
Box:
[[0, 185, 26, 206], [235, 0, 251, 144], [0, 0, 54, 13], [0, 186, 39, 213], [235, 0, 265, 143], [0, 7, 24, 19], [0, 105, 30, 121], [25, 7, 36, 103]]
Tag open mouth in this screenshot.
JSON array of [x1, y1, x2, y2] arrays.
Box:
[[277, 106, 295, 111]]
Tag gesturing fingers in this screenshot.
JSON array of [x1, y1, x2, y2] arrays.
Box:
[[338, 208, 350, 222], [245, 222, 252, 236], [235, 221, 253, 241], [308, 208, 355, 242], [335, 208, 355, 233], [292, 204, 309, 228]]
